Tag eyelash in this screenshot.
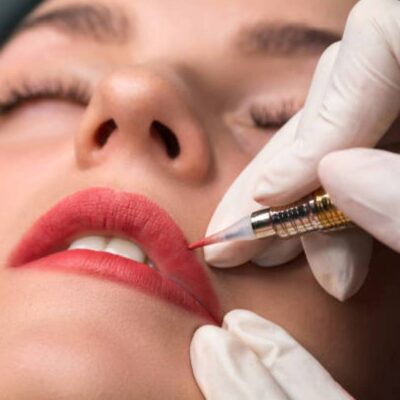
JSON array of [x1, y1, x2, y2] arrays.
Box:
[[250, 100, 299, 130], [0, 79, 299, 133], [0, 79, 91, 114]]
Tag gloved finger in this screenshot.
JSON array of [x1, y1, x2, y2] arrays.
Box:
[[319, 148, 400, 252], [302, 229, 372, 301], [190, 325, 290, 400], [254, 0, 400, 205], [252, 40, 340, 206], [203, 30, 340, 269], [224, 310, 353, 400], [295, 42, 340, 144], [249, 43, 342, 270], [204, 113, 303, 268]]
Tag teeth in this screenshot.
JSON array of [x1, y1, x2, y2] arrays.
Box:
[[68, 236, 108, 251], [105, 238, 145, 263], [68, 235, 156, 268]]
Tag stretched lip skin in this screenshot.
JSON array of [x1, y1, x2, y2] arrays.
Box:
[[8, 188, 221, 323]]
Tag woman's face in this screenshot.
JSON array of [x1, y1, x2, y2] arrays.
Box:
[[2, 0, 398, 399]]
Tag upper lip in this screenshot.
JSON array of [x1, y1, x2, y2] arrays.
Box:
[[7, 187, 221, 322]]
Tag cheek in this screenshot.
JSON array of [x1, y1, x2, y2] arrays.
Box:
[[0, 102, 83, 182], [0, 101, 83, 142]]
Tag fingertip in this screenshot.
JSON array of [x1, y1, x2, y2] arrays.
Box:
[[302, 230, 372, 302], [253, 167, 288, 205], [204, 238, 281, 268], [203, 243, 246, 268], [190, 325, 226, 365], [251, 238, 302, 267], [253, 172, 301, 206], [191, 325, 222, 346], [223, 309, 258, 328], [253, 181, 274, 205]]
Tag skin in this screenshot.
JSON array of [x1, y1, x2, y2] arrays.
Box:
[[0, 0, 399, 398]]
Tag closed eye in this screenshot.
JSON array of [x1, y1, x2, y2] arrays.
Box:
[[0, 78, 90, 115], [250, 100, 301, 131]]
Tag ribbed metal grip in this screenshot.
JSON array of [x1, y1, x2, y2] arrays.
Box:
[[252, 189, 352, 239]]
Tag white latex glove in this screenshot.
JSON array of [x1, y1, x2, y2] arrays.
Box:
[[205, 0, 400, 301], [191, 310, 353, 400]]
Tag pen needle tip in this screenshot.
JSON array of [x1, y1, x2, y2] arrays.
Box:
[[188, 237, 217, 250], [188, 239, 207, 250]]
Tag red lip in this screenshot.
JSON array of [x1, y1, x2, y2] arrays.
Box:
[[8, 188, 221, 323]]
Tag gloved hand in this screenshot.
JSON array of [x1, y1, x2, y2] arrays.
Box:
[[191, 310, 353, 400], [205, 0, 400, 301]]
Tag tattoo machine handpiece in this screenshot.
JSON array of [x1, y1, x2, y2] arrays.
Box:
[[189, 188, 352, 250]]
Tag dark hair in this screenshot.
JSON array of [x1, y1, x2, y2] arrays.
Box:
[[0, 0, 41, 45]]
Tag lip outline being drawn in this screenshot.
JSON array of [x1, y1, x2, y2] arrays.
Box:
[[7, 187, 221, 323]]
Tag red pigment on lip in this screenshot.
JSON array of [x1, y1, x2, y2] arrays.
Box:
[[8, 187, 221, 323]]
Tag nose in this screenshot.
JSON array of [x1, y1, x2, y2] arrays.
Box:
[[75, 68, 211, 181]]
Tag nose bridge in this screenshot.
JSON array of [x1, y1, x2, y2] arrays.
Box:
[[75, 67, 212, 182]]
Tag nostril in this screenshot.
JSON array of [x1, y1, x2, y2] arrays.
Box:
[[150, 120, 181, 159], [95, 119, 118, 147]]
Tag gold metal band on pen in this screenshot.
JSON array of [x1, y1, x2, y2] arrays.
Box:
[[312, 189, 351, 231], [251, 188, 352, 240]]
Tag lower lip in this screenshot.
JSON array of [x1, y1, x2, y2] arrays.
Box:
[[17, 249, 217, 323]]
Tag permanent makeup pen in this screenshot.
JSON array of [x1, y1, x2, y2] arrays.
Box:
[[189, 188, 353, 249]]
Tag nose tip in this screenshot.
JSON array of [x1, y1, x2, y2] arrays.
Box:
[[75, 68, 211, 182]]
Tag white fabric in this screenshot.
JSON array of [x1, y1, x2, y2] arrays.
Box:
[[205, 0, 400, 300], [191, 310, 353, 400]]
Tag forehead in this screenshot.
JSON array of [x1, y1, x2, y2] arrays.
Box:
[[25, 0, 355, 64]]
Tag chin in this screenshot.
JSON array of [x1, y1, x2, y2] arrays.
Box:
[[0, 270, 208, 400], [0, 316, 204, 400], [0, 321, 131, 399]]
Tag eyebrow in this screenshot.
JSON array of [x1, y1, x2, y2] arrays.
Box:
[[15, 3, 130, 44], [12, 4, 339, 58], [235, 22, 341, 57]]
